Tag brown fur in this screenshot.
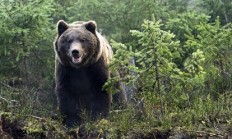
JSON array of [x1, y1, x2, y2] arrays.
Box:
[[54, 20, 113, 127]]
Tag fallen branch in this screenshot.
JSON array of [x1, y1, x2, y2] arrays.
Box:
[[23, 115, 47, 122], [0, 96, 9, 103], [0, 82, 20, 91]]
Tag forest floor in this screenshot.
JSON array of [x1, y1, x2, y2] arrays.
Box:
[[1, 111, 232, 139]]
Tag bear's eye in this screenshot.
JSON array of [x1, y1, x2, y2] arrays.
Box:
[[67, 39, 73, 43], [79, 38, 85, 43]]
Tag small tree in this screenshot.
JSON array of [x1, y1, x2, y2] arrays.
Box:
[[0, 0, 56, 115], [108, 18, 208, 117], [0, 0, 54, 85], [186, 17, 232, 94]]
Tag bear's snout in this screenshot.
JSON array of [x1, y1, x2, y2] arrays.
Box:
[[68, 42, 85, 64], [69, 44, 84, 64], [72, 50, 79, 58]]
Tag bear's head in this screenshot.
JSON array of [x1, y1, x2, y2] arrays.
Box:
[[54, 20, 103, 68]]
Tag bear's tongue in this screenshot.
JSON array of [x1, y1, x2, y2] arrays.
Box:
[[72, 56, 82, 64]]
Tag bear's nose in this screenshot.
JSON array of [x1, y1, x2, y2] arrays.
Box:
[[72, 50, 79, 57]]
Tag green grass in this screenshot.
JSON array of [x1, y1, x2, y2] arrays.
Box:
[[1, 84, 232, 138]]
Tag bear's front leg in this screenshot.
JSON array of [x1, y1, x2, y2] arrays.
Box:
[[89, 91, 110, 120], [57, 91, 81, 128]]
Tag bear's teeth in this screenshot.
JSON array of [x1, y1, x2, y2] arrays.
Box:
[[72, 57, 81, 64]]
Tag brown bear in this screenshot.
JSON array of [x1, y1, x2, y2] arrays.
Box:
[[54, 20, 115, 127]]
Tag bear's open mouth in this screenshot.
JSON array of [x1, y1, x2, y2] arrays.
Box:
[[72, 55, 82, 64]]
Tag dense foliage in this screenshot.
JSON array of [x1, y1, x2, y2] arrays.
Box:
[[0, 0, 232, 138]]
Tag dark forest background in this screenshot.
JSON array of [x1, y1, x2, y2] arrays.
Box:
[[0, 0, 232, 138]]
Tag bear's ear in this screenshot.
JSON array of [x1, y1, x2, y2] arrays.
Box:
[[85, 21, 97, 34], [57, 20, 69, 36]]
